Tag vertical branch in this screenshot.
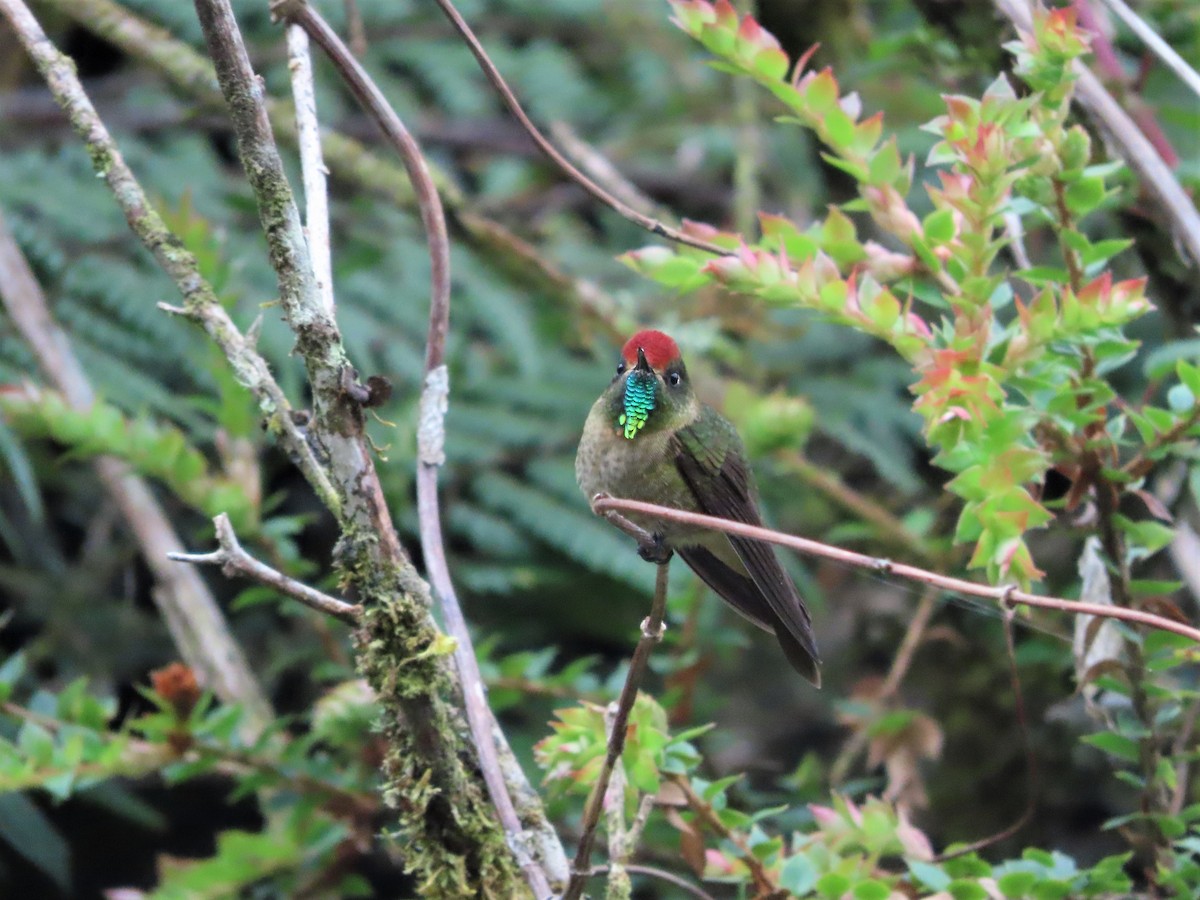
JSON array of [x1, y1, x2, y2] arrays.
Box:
[[275, 2, 566, 892], [564, 558, 672, 900], [285, 22, 334, 315], [190, 0, 540, 892]]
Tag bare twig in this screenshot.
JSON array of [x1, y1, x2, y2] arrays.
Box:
[[830, 586, 939, 785], [169, 514, 361, 623], [0, 81, 273, 740], [669, 773, 780, 896], [1094, 0, 1200, 101], [995, 0, 1200, 269], [285, 21, 334, 314], [275, 3, 564, 894], [935, 608, 1038, 859], [564, 559, 672, 900], [430, 0, 728, 257], [592, 496, 1200, 643], [590, 863, 717, 900], [548, 120, 661, 220]]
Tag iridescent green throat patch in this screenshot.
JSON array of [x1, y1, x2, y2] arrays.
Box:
[[620, 371, 656, 439]]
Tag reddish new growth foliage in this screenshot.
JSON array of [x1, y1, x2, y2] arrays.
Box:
[[151, 662, 201, 719], [622, 330, 681, 369]]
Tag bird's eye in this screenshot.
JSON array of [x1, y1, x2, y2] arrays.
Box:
[[668, 372, 681, 387], [616, 362, 627, 375]]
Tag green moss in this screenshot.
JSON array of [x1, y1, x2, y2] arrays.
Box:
[[341, 535, 524, 896]]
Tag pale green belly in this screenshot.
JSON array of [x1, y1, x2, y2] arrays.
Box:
[[576, 410, 704, 543]]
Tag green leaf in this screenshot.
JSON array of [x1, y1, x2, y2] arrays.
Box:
[[923, 208, 956, 244], [780, 852, 818, 894], [0, 793, 71, 891], [1064, 176, 1105, 216], [853, 879, 892, 900], [1081, 731, 1140, 763], [1167, 384, 1195, 413], [997, 871, 1037, 896], [817, 872, 852, 898], [949, 879, 989, 900], [908, 860, 951, 890]]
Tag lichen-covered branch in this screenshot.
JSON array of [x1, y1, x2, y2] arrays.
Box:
[[278, 3, 564, 893], [189, 0, 537, 891]]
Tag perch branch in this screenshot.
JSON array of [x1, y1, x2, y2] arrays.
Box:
[[593, 496, 1200, 643], [564, 558, 672, 900], [275, 2, 564, 894], [169, 513, 361, 623], [430, 0, 728, 257], [0, 12, 276, 737]]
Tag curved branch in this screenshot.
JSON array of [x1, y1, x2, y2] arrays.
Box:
[[281, 4, 564, 894], [430, 0, 728, 257], [592, 495, 1200, 643]]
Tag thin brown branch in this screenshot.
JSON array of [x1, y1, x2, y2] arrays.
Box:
[[276, 3, 564, 892], [830, 586, 939, 785], [169, 514, 361, 623], [430, 0, 729, 257], [563, 558, 672, 900], [935, 608, 1038, 859], [0, 193, 272, 737], [668, 773, 780, 896], [592, 863, 717, 900], [548, 120, 661, 220], [592, 495, 1200, 643]]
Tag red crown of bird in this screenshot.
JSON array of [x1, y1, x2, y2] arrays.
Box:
[[621, 330, 680, 370]]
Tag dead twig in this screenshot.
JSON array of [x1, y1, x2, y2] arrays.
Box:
[[169, 514, 361, 623], [430, 0, 728, 257]]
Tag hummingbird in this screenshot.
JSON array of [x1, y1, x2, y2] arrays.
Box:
[[576, 330, 821, 686]]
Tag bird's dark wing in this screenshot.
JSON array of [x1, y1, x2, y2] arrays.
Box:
[[671, 415, 821, 685]]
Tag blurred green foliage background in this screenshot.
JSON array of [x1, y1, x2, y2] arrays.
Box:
[[0, 0, 1198, 895]]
